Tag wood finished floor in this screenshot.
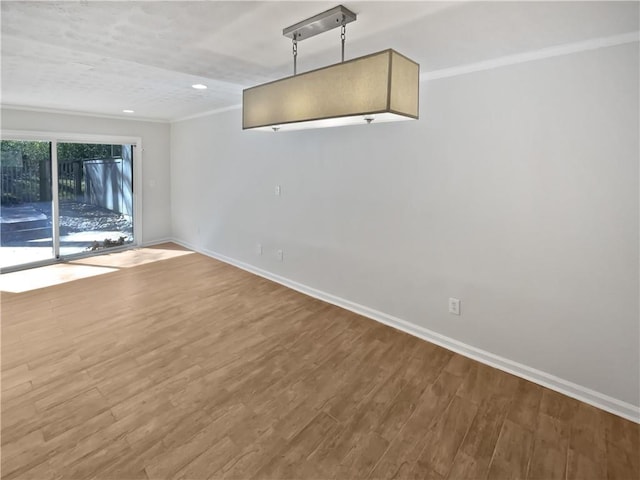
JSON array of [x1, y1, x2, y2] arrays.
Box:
[[1, 244, 638, 480]]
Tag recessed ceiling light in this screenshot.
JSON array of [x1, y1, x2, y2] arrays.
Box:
[[192, 84, 208, 90], [122, 109, 135, 113]]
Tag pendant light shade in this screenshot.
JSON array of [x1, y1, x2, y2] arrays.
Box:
[[243, 49, 419, 131]]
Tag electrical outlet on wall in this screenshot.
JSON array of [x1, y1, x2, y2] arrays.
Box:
[[449, 298, 461, 315], [256, 243, 262, 256], [277, 249, 284, 262], [275, 185, 281, 196]]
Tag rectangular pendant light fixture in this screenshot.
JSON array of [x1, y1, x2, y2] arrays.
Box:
[[242, 6, 420, 132]]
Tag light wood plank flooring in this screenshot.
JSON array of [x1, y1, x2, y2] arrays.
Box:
[[1, 244, 638, 479]]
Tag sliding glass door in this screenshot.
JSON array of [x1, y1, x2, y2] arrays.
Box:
[[1, 135, 139, 271], [0, 140, 55, 269], [57, 142, 134, 257]]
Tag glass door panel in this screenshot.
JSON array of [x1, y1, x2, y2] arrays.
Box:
[[57, 142, 134, 257], [0, 140, 55, 269]]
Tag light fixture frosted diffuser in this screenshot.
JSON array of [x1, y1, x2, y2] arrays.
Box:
[[243, 49, 419, 131]]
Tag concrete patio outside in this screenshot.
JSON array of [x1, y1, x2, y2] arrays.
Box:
[[0, 201, 133, 269]]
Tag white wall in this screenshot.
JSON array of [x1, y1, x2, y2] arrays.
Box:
[[170, 43, 639, 413], [1, 108, 172, 243]]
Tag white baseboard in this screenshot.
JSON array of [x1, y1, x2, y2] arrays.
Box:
[[170, 238, 640, 424], [141, 237, 175, 247]]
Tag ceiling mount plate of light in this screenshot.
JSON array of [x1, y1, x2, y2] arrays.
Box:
[[282, 5, 357, 41], [243, 5, 419, 132]]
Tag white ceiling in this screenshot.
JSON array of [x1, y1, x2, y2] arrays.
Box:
[[1, 1, 638, 122]]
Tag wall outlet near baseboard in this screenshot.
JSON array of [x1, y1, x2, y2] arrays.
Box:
[[256, 243, 262, 256], [449, 298, 461, 315], [277, 249, 284, 262]]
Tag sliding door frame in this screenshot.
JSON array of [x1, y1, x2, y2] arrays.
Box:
[[51, 139, 60, 259], [1, 130, 143, 272]]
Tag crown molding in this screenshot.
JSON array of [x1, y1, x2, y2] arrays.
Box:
[[171, 104, 243, 123], [0, 104, 170, 124], [421, 31, 639, 82]]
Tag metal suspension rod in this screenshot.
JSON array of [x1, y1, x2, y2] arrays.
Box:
[[341, 19, 346, 62], [292, 33, 298, 75]]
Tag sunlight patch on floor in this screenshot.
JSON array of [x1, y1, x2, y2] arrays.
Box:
[[70, 246, 194, 269], [0, 244, 194, 293], [0, 263, 118, 293], [0, 245, 53, 269]]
